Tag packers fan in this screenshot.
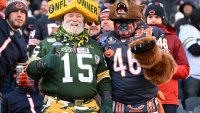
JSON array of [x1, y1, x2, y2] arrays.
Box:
[[26, 0, 112, 112]]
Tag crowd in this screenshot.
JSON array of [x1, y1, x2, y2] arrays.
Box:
[[0, 0, 200, 113]]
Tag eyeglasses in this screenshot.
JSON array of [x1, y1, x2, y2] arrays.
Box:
[[86, 22, 100, 26]]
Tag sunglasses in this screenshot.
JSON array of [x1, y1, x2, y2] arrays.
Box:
[[86, 22, 100, 26]]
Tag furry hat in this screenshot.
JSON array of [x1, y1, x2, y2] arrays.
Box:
[[0, 0, 6, 10], [145, 2, 165, 20], [109, 0, 144, 20], [4, 0, 28, 19]]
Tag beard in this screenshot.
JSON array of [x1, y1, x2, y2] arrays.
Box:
[[7, 18, 25, 30], [62, 21, 84, 36], [89, 27, 100, 36]]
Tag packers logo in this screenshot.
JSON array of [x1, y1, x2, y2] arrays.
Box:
[[94, 55, 100, 64], [107, 37, 116, 44]]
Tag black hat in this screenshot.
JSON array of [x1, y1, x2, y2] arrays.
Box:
[[145, 2, 165, 20], [179, 0, 196, 14], [5, 0, 28, 19], [23, 17, 36, 31], [191, 9, 200, 30]]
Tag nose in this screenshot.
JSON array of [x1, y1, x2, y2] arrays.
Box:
[[71, 16, 78, 21], [91, 22, 96, 26], [152, 17, 157, 22]]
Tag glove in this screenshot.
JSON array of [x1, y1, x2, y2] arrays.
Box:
[[100, 99, 113, 113], [37, 48, 61, 71], [18, 72, 29, 87], [131, 40, 156, 54]]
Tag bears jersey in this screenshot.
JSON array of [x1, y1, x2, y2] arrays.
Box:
[[0, 18, 28, 90], [31, 36, 110, 100], [98, 21, 166, 104]]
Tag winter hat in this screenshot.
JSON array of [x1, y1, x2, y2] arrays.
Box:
[[0, 0, 6, 10], [100, 7, 110, 19], [145, 2, 165, 20], [5, 0, 28, 19], [190, 9, 200, 30], [179, 0, 196, 14], [23, 17, 36, 31]]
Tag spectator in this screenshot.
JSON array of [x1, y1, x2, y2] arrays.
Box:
[[28, 0, 59, 55], [0, 0, 28, 111], [132, 0, 142, 5], [22, 17, 36, 44], [29, 0, 41, 19], [0, 0, 6, 19], [179, 9, 200, 103], [85, 19, 101, 41], [174, 0, 184, 24], [174, 0, 197, 34], [1, 73, 44, 113], [145, 1, 190, 113], [24, 0, 34, 17], [198, 0, 200, 8], [99, 7, 114, 33], [26, 0, 112, 112], [98, 0, 177, 112]]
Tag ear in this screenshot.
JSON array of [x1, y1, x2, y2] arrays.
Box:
[[139, 4, 145, 13]]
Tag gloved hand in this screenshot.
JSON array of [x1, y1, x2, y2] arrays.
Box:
[[100, 99, 113, 113], [131, 40, 156, 54], [18, 72, 29, 87], [37, 48, 61, 71]]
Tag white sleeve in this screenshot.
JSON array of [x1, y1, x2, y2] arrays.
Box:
[[179, 25, 200, 49]]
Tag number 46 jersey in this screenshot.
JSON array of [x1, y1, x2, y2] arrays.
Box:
[[29, 38, 110, 100], [98, 22, 166, 104]]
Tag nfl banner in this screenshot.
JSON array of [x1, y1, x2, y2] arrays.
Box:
[[48, 0, 99, 22]]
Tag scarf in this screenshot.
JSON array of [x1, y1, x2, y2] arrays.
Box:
[[52, 26, 89, 46]]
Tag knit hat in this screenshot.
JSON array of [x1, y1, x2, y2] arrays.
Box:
[[100, 7, 110, 19], [23, 17, 36, 31], [5, 0, 28, 19], [145, 2, 165, 19]]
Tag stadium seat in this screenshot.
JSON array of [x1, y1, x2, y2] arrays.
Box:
[[194, 105, 200, 113], [177, 107, 189, 113], [185, 97, 200, 111]]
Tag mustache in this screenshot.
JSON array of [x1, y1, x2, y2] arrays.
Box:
[[89, 26, 98, 30]]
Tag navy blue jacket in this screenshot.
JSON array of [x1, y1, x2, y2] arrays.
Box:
[[0, 18, 28, 91], [1, 87, 44, 113], [98, 21, 165, 104]]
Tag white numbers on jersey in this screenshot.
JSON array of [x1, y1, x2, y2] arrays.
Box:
[[113, 48, 141, 77], [29, 30, 36, 39], [157, 38, 168, 49], [47, 23, 58, 36], [62, 53, 93, 83]]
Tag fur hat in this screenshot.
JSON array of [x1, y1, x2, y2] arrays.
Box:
[[109, 0, 144, 20], [5, 0, 28, 19], [145, 2, 165, 20], [0, 0, 6, 10]]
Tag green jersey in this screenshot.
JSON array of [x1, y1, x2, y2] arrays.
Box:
[[28, 29, 110, 100]]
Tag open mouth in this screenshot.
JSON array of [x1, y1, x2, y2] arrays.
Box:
[[117, 2, 127, 15]]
